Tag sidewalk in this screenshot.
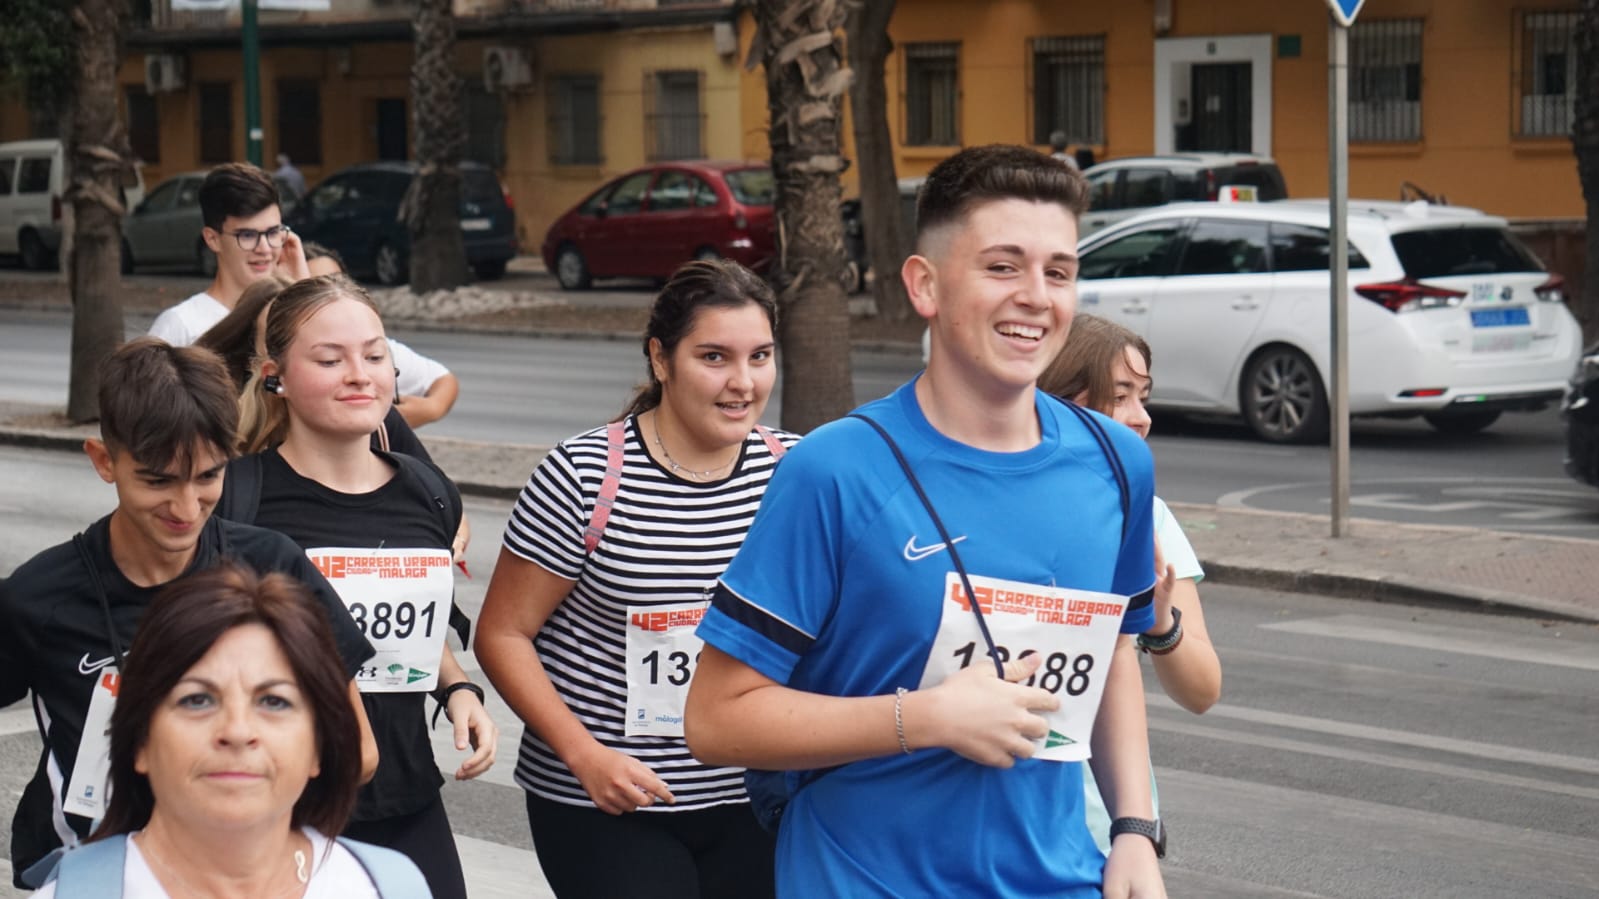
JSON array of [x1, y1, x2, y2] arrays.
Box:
[[3, 399, 1595, 624]]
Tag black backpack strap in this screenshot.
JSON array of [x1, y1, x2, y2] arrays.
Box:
[[390, 452, 472, 651], [217, 454, 264, 526], [1057, 400, 1131, 545]]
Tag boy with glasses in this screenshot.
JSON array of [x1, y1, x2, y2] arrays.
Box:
[[148, 162, 310, 346]]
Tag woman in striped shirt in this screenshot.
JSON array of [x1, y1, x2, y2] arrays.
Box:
[[477, 260, 792, 899]]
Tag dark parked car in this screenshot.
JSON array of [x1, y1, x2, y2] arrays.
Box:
[[286, 161, 517, 286], [1081, 153, 1288, 236], [1564, 343, 1599, 487], [541, 161, 774, 290]]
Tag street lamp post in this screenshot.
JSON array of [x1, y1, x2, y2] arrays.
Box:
[[243, 0, 262, 166]]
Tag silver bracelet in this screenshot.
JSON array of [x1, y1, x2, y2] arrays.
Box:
[[894, 687, 912, 754]]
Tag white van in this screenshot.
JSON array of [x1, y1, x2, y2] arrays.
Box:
[[0, 139, 146, 270]]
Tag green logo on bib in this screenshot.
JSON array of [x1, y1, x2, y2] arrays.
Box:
[[1045, 731, 1075, 749], [407, 668, 431, 684]]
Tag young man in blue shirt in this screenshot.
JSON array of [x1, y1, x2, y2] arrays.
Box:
[[687, 145, 1166, 898]]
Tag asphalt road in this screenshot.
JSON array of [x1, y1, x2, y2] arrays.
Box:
[[4, 304, 1598, 538], [1, 448, 1594, 897]]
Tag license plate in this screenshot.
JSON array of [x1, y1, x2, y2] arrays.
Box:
[[1470, 308, 1530, 328], [460, 217, 492, 232]]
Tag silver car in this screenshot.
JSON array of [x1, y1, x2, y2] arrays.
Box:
[[121, 171, 212, 276]]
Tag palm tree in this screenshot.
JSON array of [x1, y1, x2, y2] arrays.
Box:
[[756, 0, 856, 432], [66, 0, 132, 422], [845, 0, 914, 323], [1573, 0, 1599, 342], [403, 0, 470, 294]]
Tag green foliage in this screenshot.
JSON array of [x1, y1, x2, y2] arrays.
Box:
[[0, 0, 75, 116]]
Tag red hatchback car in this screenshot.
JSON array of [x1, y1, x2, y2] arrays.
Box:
[[541, 161, 776, 289]]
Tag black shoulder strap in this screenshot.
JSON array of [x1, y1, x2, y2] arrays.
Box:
[[391, 452, 461, 537], [217, 454, 264, 526]]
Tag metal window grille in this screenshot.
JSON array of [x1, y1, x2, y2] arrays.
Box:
[[125, 86, 160, 164], [646, 70, 703, 161], [275, 79, 322, 165], [548, 75, 602, 165], [463, 85, 507, 168], [1518, 11, 1578, 137], [1349, 19, 1423, 142], [198, 81, 233, 163], [1030, 36, 1105, 146], [905, 42, 959, 146]]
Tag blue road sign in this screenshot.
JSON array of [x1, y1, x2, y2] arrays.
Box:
[[1325, 0, 1366, 28]]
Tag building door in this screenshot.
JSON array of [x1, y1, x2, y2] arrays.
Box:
[[1185, 62, 1252, 152], [375, 98, 408, 160]]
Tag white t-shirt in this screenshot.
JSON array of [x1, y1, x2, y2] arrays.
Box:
[[146, 291, 448, 399], [32, 828, 379, 898], [147, 292, 228, 347], [1153, 495, 1204, 582], [388, 338, 450, 397]]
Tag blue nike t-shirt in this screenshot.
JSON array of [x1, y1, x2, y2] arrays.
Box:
[[697, 379, 1157, 898]]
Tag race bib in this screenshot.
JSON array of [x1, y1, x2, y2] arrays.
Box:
[[64, 667, 119, 819], [624, 602, 707, 737], [917, 573, 1128, 762], [307, 547, 453, 693]]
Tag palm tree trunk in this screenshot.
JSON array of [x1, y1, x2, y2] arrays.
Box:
[[66, 0, 129, 423], [404, 0, 470, 294], [845, 0, 914, 323], [757, 0, 856, 432]]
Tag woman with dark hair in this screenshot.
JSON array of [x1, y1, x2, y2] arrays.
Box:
[[1038, 313, 1221, 853], [33, 562, 425, 897], [476, 259, 791, 899], [221, 275, 494, 899]]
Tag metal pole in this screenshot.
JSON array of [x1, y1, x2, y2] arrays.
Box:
[[1328, 14, 1351, 537], [243, 0, 263, 166]]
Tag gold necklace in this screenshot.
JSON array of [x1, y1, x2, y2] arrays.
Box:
[[652, 415, 739, 482], [137, 830, 310, 898]]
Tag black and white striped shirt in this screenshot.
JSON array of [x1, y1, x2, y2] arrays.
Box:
[[501, 415, 797, 810]]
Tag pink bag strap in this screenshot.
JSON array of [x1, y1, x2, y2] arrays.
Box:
[[583, 422, 784, 555], [755, 425, 787, 460], [584, 421, 627, 555]]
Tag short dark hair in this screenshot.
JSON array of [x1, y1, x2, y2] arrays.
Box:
[[914, 145, 1088, 252], [620, 259, 778, 419], [93, 562, 362, 841], [200, 162, 279, 231], [1038, 314, 1152, 416], [302, 241, 347, 273], [99, 338, 239, 471], [196, 275, 291, 390]]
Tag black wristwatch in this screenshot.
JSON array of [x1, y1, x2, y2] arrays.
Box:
[[1136, 606, 1183, 655], [1109, 817, 1167, 859]]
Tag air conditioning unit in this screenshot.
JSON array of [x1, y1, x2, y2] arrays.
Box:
[[483, 46, 533, 93], [144, 54, 186, 94]]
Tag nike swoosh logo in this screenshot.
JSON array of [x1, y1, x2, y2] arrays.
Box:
[[78, 654, 115, 676], [903, 535, 967, 562]]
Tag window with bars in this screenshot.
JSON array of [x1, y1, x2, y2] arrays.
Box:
[[198, 82, 233, 163], [1349, 19, 1423, 142], [1518, 10, 1577, 137], [275, 79, 322, 165], [1031, 36, 1105, 146], [905, 42, 959, 146], [548, 75, 602, 165], [463, 85, 507, 169], [646, 70, 703, 161], [125, 86, 160, 164]]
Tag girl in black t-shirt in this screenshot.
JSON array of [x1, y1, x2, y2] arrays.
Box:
[[224, 274, 496, 899]]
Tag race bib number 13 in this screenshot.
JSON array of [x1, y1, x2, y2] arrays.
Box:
[[917, 573, 1128, 762], [308, 547, 453, 693], [624, 601, 707, 737]]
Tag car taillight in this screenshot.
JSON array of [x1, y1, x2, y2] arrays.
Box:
[[1534, 274, 1565, 303], [500, 180, 514, 210], [51, 195, 61, 222], [1354, 278, 1466, 313], [733, 210, 748, 230]]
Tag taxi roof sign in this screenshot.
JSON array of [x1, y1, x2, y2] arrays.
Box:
[[1325, 0, 1367, 28]]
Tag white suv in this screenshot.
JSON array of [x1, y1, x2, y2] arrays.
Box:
[[1076, 200, 1582, 443]]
